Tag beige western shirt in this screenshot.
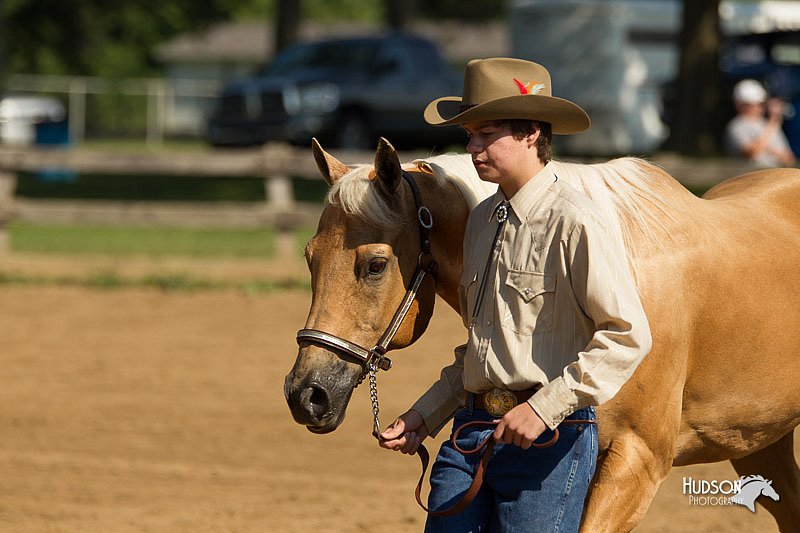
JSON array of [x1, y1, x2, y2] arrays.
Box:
[[412, 162, 652, 436]]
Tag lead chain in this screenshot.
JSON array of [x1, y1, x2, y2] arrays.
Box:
[[355, 368, 367, 388], [368, 364, 382, 437]]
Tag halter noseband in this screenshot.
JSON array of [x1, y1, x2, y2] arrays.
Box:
[[296, 170, 437, 381]]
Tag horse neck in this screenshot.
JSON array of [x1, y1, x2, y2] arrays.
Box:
[[411, 170, 471, 313]]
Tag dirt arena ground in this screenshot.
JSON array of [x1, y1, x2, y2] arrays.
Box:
[[0, 256, 793, 532]]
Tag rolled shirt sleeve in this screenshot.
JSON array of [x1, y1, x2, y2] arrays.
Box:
[[411, 343, 468, 437], [528, 219, 652, 430]]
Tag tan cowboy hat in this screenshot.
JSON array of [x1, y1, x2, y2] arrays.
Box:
[[424, 57, 590, 134]]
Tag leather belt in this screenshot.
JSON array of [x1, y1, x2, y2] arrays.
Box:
[[471, 387, 539, 417]]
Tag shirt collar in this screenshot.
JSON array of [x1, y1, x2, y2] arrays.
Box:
[[485, 162, 557, 222]]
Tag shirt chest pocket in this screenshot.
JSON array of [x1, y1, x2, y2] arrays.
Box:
[[500, 269, 557, 335]]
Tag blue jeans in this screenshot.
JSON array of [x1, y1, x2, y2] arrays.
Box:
[[425, 404, 598, 533]]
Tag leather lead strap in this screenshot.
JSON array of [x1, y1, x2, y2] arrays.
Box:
[[414, 434, 494, 517], [413, 418, 597, 517]]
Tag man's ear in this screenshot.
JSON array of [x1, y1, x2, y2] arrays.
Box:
[[526, 122, 541, 148]]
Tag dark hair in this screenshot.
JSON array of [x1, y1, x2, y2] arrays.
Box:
[[500, 119, 553, 164]]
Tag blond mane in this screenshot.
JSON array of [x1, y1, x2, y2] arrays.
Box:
[[325, 153, 495, 229], [552, 158, 685, 257], [326, 154, 686, 261]]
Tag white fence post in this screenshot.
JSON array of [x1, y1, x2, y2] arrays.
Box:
[[68, 78, 87, 143], [262, 144, 297, 261], [266, 176, 296, 260], [147, 79, 166, 149], [0, 171, 18, 254], [265, 175, 294, 211]]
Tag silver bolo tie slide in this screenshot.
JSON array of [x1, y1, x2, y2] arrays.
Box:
[[496, 203, 509, 223]]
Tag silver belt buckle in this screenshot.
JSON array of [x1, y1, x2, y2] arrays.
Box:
[[483, 388, 518, 417]]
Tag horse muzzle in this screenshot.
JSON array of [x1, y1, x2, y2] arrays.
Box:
[[284, 376, 332, 426], [283, 354, 359, 432]]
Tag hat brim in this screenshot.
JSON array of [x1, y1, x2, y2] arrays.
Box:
[[424, 94, 590, 135]]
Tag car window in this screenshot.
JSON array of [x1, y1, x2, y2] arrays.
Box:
[[373, 43, 415, 77], [404, 42, 446, 77], [266, 41, 377, 75], [266, 44, 318, 74], [371, 41, 447, 80]]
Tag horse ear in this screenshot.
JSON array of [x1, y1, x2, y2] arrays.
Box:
[[311, 138, 349, 186], [374, 137, 402, 199]]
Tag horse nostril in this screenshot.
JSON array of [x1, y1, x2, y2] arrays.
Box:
[[300, 383, 330, 419]]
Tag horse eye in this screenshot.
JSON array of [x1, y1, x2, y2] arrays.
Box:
[[368, 258, 387, 275]]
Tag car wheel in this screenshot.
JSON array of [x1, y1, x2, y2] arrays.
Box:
[[335, 113, 372, 150]]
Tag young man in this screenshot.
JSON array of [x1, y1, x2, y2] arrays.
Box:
[[724, 78, 796, 167], [379, 58, 652, 531]]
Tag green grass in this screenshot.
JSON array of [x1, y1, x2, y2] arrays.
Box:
[[2, 222, 316, 292], [294, 227, 316, 249], [9, 221, 278, 258], [0, 270, 310, 293]]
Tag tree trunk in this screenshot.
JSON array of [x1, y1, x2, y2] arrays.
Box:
[[0, 0, 6, 95], [274, 0, 302, 56], [664, 0, 723, 155], [386, 0, 416, 30]]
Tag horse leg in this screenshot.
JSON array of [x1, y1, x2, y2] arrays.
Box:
[[729, 430, 800, 531], [579, 430, 674, 532]]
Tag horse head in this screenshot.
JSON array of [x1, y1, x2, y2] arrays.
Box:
[[284, 138, 469, 433], [760, 479, 780, 502], [732, 475, 780, 512]]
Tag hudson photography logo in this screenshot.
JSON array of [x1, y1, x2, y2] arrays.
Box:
[[683, 475, 780, 512]]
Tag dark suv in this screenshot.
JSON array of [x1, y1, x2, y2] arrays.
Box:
[[206, 33, 464, 150]]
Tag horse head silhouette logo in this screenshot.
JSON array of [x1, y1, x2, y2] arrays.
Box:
[[730, 475, 780, 512]]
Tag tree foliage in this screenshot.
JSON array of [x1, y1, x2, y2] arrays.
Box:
[[418, 0, 505, 21], [3, 0, 250, 76], [2, 0, 504, 77], [233, 0, 382, 23]]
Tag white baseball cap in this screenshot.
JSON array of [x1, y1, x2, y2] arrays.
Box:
[[733, 79, 767, 104]]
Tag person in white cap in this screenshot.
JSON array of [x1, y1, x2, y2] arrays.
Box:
[[725, 79, 796, 167], [379, 57, 652, 532]]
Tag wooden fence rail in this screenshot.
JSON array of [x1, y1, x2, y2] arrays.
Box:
[[0, 143, 429, 255], [0, 143, 764, 255]]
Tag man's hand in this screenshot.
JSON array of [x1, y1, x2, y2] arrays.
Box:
[[379, 409, 429, 455], [493, 403, 548, 449], [767, 98, 787, 124]]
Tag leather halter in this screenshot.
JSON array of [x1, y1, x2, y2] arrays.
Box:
[[296, 170, 436, 382]]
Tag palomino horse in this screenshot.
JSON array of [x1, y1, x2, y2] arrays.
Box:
[[285, 138, 800, 531]]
